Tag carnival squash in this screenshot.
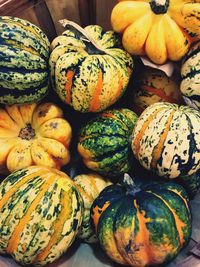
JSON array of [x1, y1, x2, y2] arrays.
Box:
[[0, 102, 72, 173], [111, 0, 200, 64], [49, 20, 133, 113], [91, 176, 192, 267], [0, 166, 83, 266], [73, 173, 111, 243], [131, 102, 200, 178], [0, 16, 50, 104], [78, 108, 138, 177], [181, 41, 200, 110]]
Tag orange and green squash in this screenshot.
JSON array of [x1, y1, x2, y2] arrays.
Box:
[[0, 166, 83, 266], [111, 0, 200, 64], [91, 177, 192, 267], [49, 20, 133, 113], [78, 108, 138, 177], [131, 102, 200, 178], [73, 173, 111, 243], [0, 16, 50, 104], [0, 102, 72, 174]]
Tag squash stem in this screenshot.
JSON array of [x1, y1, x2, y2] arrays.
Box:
[[123, 173, 141, 196], [150, 0, 169, 14], [59, 19, 106, 55]]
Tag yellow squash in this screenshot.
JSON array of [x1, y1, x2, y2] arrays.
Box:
[[0, 103, 72, 173], [111, 0, 200, 64]]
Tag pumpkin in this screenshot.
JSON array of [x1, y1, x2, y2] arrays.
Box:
[[132, 67, 182, 115], [49, 20, 133, 113], [73, 173, 112, 243], [78, 108, 138, 177], [0, 166, 83, 266], [0, 102, 72, 174], [111, 0, 200, 64], [181, 41, 200, 110], [131, 102, 200, 179], [91, 176, 192, 267], [0, 16, 50, 104]]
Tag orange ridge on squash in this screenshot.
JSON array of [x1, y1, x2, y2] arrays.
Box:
[[65, 70, 75, 104], [142, 85, 178, 103], [89, 70, 103, 112], [92, 201, 110, 234]]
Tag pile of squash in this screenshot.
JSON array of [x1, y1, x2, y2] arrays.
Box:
[[0, 0, 199, 266]]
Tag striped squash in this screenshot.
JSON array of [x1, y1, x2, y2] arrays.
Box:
[[91, 180, 192, 267], [73, 173, 112, 243], [49, 20, 133, 113], [0, 102, 72, 174], [78, 109, 138, 177], [181, 41, 200, 110], [0, 166, 83, 266], [0, 16, 50, 105], [131, 102, 200, 178], [133, 67, 182, 115]]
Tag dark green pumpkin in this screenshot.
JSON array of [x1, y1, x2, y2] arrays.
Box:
[[91, 180, 192, 267], [0, 16, 50, 104], [77, 108, 138, 177]]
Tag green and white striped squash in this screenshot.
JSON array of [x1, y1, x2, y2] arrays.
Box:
[[78, 108, 138, 177], [0, 166, 83, 266], [131, 102, 200, 179], [49, 20, 133, 113], [0, 16, 50, 105], [181, 41, 200, 110], [73, 173, 112, 243]]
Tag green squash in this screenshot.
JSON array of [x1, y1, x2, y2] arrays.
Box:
[[0, 16, 50, 104]]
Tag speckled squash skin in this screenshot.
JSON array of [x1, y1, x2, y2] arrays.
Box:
[[73, 173, 112, 243], [133, 68, 182, 115], [91, 182, 192, 267], [111, 0, 200, 64], [78, 109, 138, 177], [131, 102, 200, 178], [0, 166, 83, 266], [181, 41, 200, 110], [0, 102, 72, 174], [0, 16, 50, 104], [49, 21, 133, 113]]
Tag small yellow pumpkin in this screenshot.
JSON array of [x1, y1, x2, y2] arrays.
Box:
[[111, 0, 200, 64], [0, 103, 72, 173]]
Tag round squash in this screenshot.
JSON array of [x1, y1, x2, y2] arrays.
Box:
[[78, 108, 138, 177], [132, 67, 182, 115], [49, 20, 133, 113], [73, 173, 112, 243], [181, 41, 200, 110], [0, 102, 72, 174], [131, 102, 200, 178], [0, 166, 83, 266], [111, 0, 200, 64], [0, 16, 50, 104], [91, 177, 192, 267]]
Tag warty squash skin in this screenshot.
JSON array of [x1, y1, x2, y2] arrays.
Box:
[[49, 20, 133, 113], [0, 102, 72, 173], [78, 108, 138, 177], [181, 41, 200, 110], [0, 166, 84, 266], [0, 16, 50, 104], [111, 0, 200, 64], [73, 173, 112, 243], [91, 181, 192, 267], [131, 102, 200, 178]]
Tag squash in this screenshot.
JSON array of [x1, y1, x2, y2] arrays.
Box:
[[0, 102, 72, 174], [0, 166, 83, 266], [181, 41, 200, 110], [111, 0, 200, 64], [0, 16, 50, 104], [49, 20, 133, 113], [91, 175, 192, 267], [73, 173, 112, 243], [132, 67, 182, 115], [78, 108, 138, 177], [131, 102, 200, 178]]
